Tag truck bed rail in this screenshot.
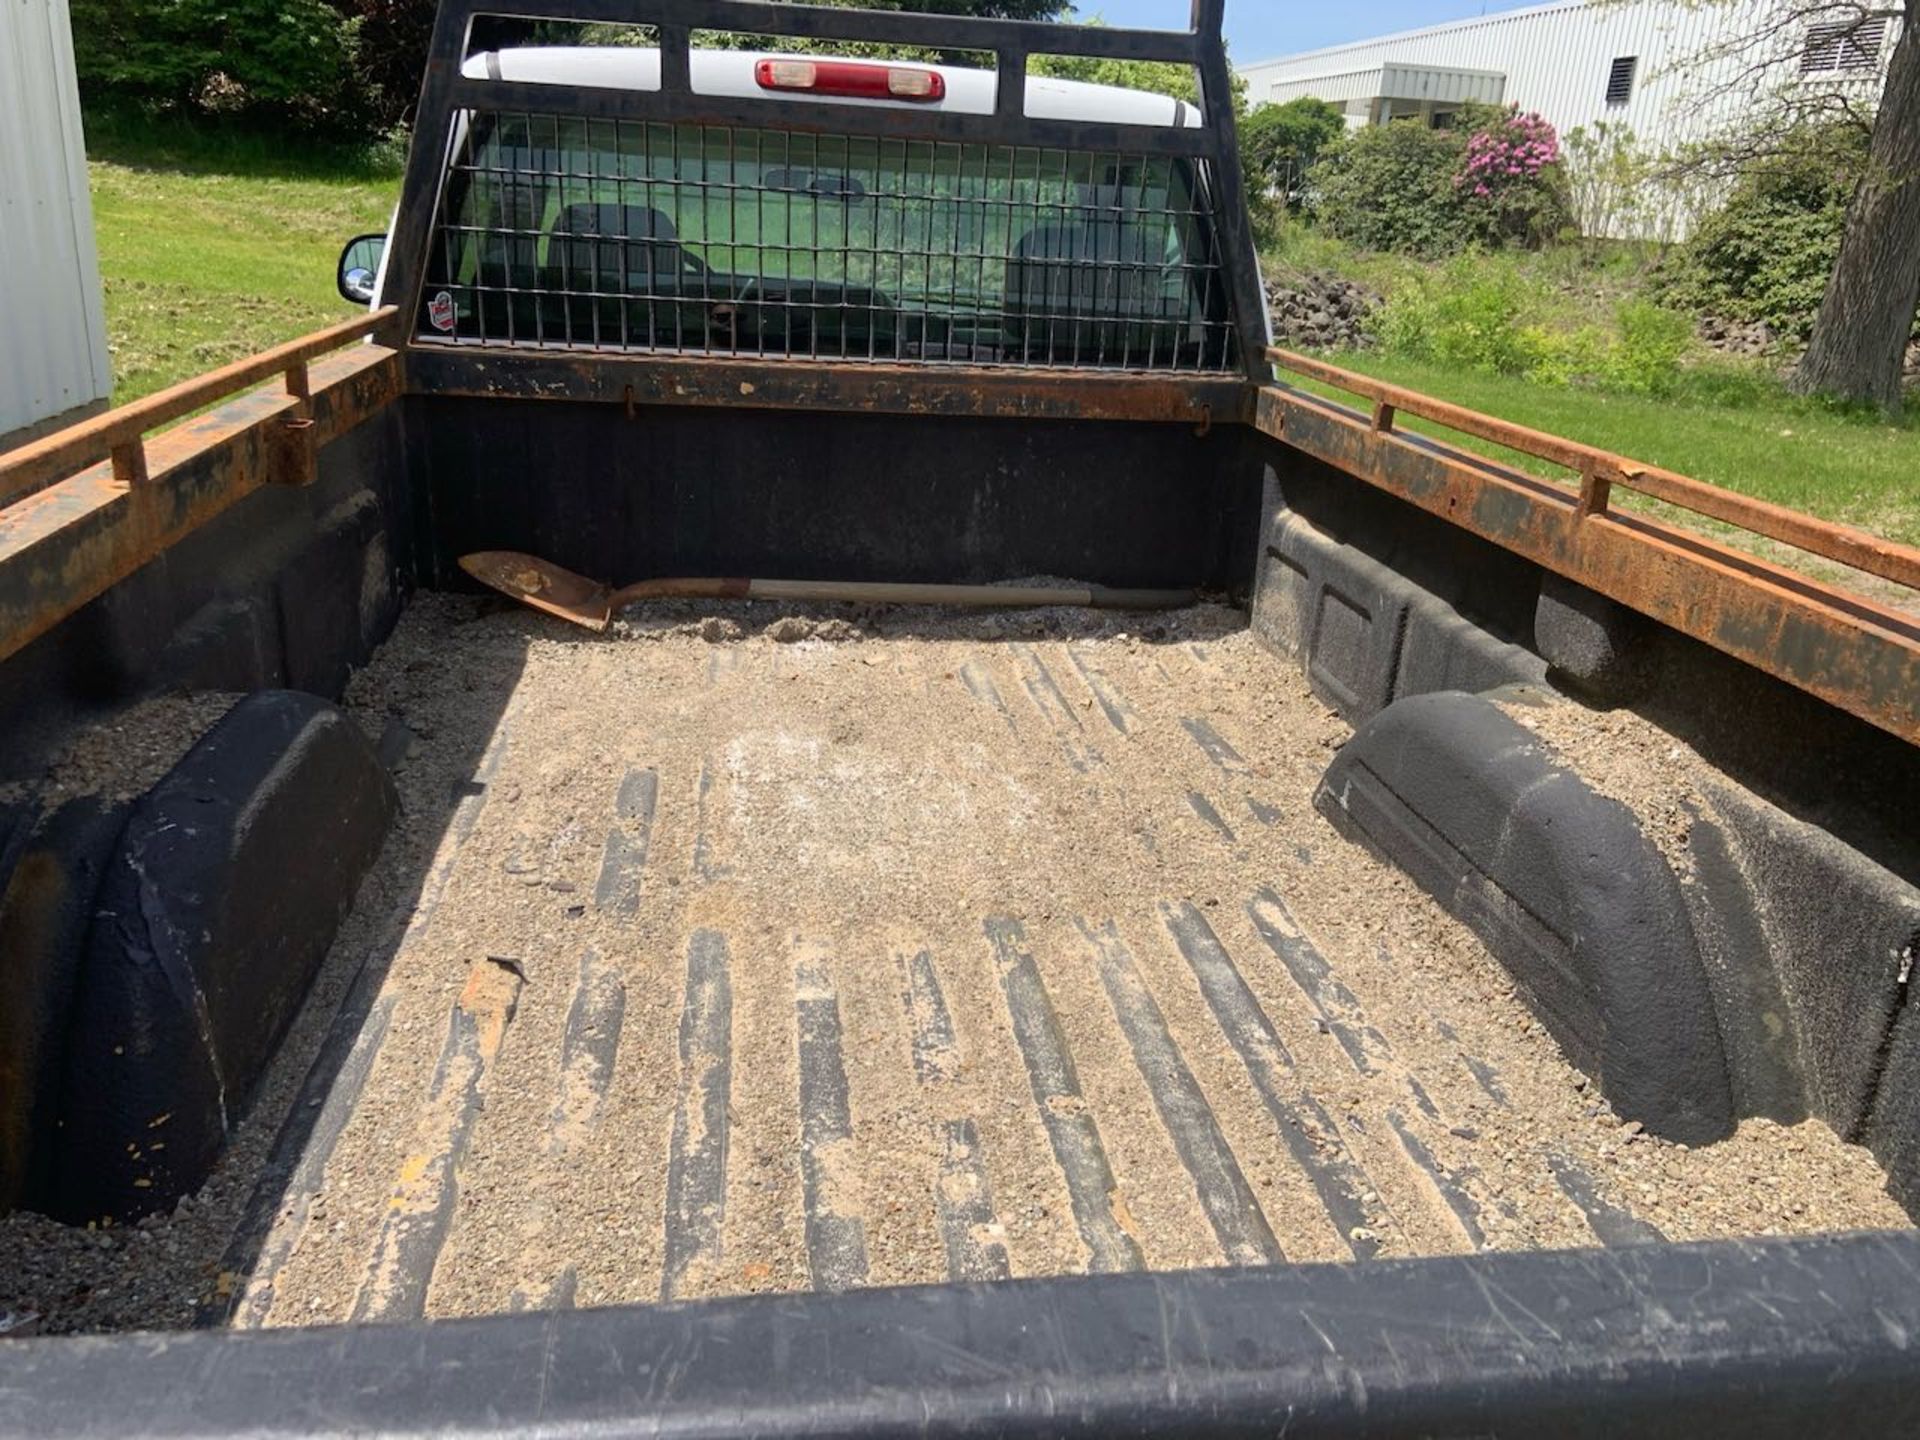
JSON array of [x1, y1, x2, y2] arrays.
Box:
[[1260, 352, 1920, 745], [0, 311, 402, 664], [0, 309, 398, 506], [10, 1232, 1920, 1438], [1268, 346, 1920, 592]]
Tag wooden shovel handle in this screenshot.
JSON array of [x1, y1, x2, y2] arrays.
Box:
[[608, 578, 1195, 611]]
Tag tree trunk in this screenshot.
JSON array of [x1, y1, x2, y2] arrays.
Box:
[[1789, 2, 1920, 414]]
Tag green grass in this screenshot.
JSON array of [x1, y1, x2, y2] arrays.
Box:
[[1261, 218, 1918, 555], [1261, 219, 1668, 334], [85, 115, 400, 401]]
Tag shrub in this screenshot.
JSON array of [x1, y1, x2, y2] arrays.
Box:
[[1456, 111, 1571, 247], [1240, 98, 1347, 212], [1314, 106, 1569, 256], [1604, 299, 1694, 395], [1375, 258, 1541, 374], [1314, 123, 1476, 257], [1656, 123, 1867, 338], [70, 0, 362, 129], [1376, 259, 1692, 394]]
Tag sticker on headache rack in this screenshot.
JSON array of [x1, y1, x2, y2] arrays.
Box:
[[427, 291, 457, 332]]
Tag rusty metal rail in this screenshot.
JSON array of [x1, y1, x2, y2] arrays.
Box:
[[406, 348, 1249, 427], [0, 309, 398, 507], [0, 323, 402, 667], [1268, 347, 1920, 594], [1257, 363, 1920, 745]]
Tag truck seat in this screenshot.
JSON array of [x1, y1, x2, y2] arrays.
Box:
[[550, 203, 692, 294]]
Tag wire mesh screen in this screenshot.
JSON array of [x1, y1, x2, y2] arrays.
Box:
[[417, 112, 1240, 370]]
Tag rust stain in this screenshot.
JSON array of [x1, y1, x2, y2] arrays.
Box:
[[406, 347, 1258, 428], [460, 958, 524, 1060], [0, 347, 400, 664], [0, 309, 396, 507]]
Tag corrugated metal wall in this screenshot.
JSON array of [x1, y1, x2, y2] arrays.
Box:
[[1376, 64, 1509, 107], [1, 0, 112, 446], [1242, 0, 1897, 157]]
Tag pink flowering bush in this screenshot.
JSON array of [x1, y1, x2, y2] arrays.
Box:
[[1459, 112, 1560, 196], [1314, 102, 1571, 255], [1456, 110, 1570, 247]]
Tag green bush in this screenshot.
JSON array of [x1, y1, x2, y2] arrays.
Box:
[[1604, 299, 1694, 396], [1313, 122, 1476, 257], [1376, 259, 1540, 374], [1312, 105, 1569, 257], [71, 0, 362, 129], [1240, 98, 1346, 221], [1656, 124, 1867, 338], [1376, 258, 1692, 395]]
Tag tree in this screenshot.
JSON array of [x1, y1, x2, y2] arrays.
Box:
[[1026, 24, 1248, 111], [1675, 0, 1919, 412], [1239, 97, 1344, 209], [333, 0, 438, 129], [1028, 51, 1207, 103], [70, 0, 358, 122], [1790, 5, 1920, 411], [795, 0, 1067, 13], [1563, 123, 1663, 245]]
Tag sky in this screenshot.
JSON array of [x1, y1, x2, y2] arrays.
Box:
[[1077, 1, 1542, 64]]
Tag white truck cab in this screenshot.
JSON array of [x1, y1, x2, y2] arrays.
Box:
[[463, 44, 1202, 128]]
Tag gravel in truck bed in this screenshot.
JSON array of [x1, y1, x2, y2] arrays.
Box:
[[1, 593, 1907, 1334]]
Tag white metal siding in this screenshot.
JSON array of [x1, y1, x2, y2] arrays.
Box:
[[1241, 0, 1898, 155], [1377, 63, 1508, 107], [1, 0, 112, 444], [1263, 66, 1388, 107]]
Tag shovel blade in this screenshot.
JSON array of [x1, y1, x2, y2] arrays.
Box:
[[458, 552, 614, 631]]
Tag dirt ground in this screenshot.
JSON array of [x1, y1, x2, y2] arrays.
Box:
[[1, 593, 1908, 1334]]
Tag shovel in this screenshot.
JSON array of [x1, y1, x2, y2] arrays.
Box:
[[459, 552, 1197, 633]]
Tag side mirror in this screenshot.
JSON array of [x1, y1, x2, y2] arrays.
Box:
[[337, 233, 387, 305]]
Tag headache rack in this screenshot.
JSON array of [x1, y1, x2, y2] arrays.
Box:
[[390, 0, 1268, 378]]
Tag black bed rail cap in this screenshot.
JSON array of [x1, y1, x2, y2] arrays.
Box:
[[6, 1230, 1920, 1437]]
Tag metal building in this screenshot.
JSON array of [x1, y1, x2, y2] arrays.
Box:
[[1239, 0, 1899, 157], [1, 0, 112, 452]]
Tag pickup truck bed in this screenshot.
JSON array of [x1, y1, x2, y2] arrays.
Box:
[[6, 2, 1920, 1426], [16, 595, 1883, 1334]]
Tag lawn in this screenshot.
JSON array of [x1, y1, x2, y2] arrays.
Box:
[[86, 120, 399, 402]]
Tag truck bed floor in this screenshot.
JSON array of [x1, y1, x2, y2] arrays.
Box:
[[225, 597, 1903, 1325]]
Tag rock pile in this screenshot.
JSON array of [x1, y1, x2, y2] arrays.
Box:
[[1265, 271, 1378, 350], [1697, 315, 1778, 359], [1700, 317, 1920, 387]]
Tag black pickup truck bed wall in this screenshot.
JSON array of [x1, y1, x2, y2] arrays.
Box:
[[408, 400, 1262, 592]]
